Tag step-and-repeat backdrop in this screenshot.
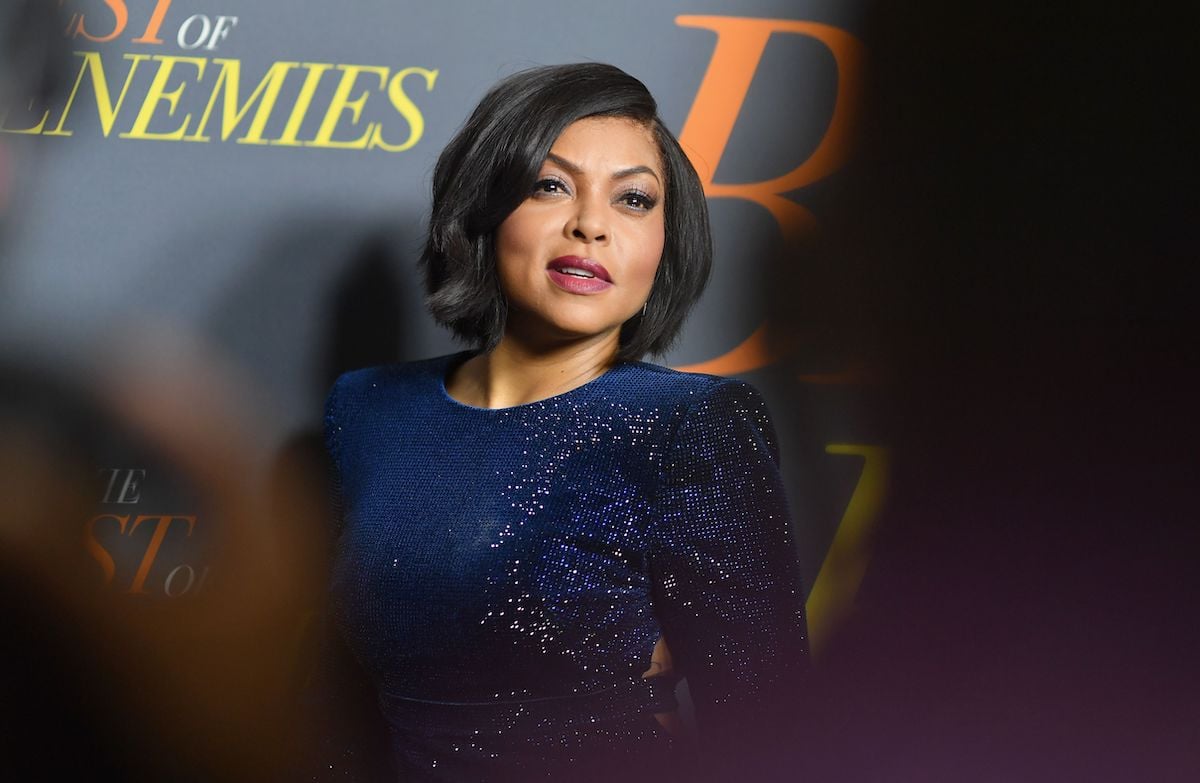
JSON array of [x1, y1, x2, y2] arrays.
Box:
[[2, 0, 881, 729]]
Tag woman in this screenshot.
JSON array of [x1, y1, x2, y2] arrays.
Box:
[[321, 63, 808, 781]]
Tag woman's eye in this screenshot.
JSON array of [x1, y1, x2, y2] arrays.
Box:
[[533, 178, 568, 195], [620, 191, 657, 211]]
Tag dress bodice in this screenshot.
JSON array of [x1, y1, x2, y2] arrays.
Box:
[[321, 351, 808, 779]]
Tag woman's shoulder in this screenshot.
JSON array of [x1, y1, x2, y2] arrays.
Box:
[[621, 360, 766, 411], [329, 352, 464, 394], [623, 362, 778, 457], [324, 351, 468, 419]]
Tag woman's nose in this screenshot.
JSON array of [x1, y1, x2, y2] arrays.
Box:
[[566, 195, 608, 243]]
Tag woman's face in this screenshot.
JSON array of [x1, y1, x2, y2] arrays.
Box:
[[495, 116, 665, 351]]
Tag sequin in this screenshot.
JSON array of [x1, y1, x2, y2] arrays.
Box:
[[320, 350, 808, 779]]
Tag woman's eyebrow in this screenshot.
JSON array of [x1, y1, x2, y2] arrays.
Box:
[[612, 165, 660, 184], [545, 153, 661, 185]]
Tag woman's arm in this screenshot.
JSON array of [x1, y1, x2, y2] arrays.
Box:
[[648, 379, 809, 773]]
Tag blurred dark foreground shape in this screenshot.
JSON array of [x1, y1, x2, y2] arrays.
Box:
[[0, 6, 352, 780], [0, 338, 334, 782], [770, 2, 1196, 780]]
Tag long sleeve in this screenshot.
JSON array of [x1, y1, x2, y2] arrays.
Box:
[[648, 379, 809, 774], [297, 373, 392, 781]]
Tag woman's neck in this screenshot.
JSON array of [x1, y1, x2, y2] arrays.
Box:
[[446, 329, 621, 410]]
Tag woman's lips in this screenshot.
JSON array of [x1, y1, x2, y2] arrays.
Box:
[[546, 256, 613, 294]]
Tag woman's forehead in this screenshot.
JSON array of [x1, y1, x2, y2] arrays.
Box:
[[545, 117, 663, 178]]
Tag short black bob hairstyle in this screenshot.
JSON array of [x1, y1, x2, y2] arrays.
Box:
[[419, 63, 712, 362]]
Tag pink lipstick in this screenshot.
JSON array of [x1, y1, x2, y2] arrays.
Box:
[[546, 256, 613, 294]]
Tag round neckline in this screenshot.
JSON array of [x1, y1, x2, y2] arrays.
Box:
[[437, 350, 626, 413]]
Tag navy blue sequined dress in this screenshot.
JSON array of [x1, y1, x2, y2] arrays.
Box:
[[322, 351, 808, 781]]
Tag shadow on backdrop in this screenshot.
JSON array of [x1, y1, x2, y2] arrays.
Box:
[[276, 227, 413, 780]]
